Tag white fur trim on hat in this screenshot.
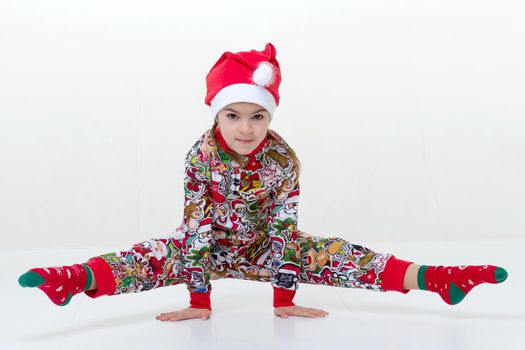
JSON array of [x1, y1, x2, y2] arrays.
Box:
[[210, 83, 276, 120]]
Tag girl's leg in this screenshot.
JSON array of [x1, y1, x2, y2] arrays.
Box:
[[403, 263, 421, 290], [19, 235, 188, 306], [295, 231, 408, 292], [84, 236, 187, 298], [295, 231, 508, 305]]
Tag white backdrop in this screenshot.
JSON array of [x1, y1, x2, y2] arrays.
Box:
[[1, 0, 524, 249]]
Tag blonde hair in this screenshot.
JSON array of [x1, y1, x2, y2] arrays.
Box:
[[211, 119, 301, 179]]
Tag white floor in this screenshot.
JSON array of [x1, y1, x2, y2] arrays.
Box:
[[3, 240, 524, 350]]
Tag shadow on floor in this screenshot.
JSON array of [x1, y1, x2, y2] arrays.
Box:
[[343, 302, 525, 320], [16, 311, 160, 341]]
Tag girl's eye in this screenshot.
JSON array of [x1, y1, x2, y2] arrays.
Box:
[[226, 114, 264, 120]]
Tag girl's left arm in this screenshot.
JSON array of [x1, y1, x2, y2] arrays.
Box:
[[268, 175, 302, 308]]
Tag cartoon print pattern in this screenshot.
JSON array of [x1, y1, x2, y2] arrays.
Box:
[[93, 231, 392, 295], [90, 129, 393, 295]]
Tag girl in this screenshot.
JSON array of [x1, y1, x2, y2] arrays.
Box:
[[18, 43, 508, 322]]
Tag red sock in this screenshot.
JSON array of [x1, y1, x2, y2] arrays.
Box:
[[18, 263, 93, 306], [418, 264, 508, 305]]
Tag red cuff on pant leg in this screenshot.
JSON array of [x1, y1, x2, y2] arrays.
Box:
[[84, 257, 117, 299], [381, 256, 413, 294]]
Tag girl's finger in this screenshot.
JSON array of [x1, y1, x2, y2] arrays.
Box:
[[312, 310, 322, 317], [168, 314, 184, 321], [301, 310, 314, 317], [171, 315, 187, 321]]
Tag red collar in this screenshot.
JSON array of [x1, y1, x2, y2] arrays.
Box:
[[214, 127, 268, 158]]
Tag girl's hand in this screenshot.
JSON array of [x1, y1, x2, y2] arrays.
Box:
[[155, 307, 211, 322], [274, 305, 329, 319]]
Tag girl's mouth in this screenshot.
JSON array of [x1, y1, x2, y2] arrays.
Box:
[[236, 138, 254, 144]]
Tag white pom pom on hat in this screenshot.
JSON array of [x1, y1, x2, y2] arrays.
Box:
[[204, 43, 282, 121], [252, 61, 275, 87]]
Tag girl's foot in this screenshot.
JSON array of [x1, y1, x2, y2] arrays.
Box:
[[18, 263, 93, 306], [418, 264, 508, 305]]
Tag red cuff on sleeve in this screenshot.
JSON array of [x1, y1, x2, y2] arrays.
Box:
[[273, 286, 296, 308], [189, 285, 212, 310]]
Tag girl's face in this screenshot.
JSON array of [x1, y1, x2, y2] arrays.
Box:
[[215, 102, 271, 155]]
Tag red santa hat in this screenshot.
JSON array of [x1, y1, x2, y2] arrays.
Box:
[[231, 199, 246, 210], [284, 189, 300, 205], [197, 217, 212, 234], [204, 42, 282, 121]]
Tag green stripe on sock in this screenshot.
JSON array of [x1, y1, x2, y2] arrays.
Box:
[[417, 265, 429, 290], [81, 264, 93, 291]]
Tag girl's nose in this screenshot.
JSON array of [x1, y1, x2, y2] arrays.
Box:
[[238, 119, 253, 133]]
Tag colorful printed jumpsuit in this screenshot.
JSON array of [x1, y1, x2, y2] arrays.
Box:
[[83, 127, 412, 308]]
